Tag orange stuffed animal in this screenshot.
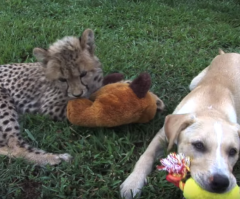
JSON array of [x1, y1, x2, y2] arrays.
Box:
[[67, 73, 164, 127]]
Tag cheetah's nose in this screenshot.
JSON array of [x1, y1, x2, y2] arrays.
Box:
[[72, 93, 82, 98], [72, 91, 83, 98]]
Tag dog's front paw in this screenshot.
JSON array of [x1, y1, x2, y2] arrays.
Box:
[[120, 172, 147, 199]]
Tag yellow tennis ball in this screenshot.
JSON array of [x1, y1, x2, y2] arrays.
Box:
[[183, 178, 240, 199]]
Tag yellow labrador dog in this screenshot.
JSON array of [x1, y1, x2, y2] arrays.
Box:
[[120, 50, 240, 199]]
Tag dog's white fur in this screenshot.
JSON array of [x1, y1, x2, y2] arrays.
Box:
[[120, 51, 240, 198]]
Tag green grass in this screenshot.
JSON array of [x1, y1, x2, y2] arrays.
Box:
[[1, 0, 240, 198]]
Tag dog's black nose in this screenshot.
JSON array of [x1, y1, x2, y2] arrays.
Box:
[[210, 174, 229, 193]]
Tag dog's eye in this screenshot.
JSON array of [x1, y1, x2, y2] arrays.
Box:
[[59, 78, 67, 82], [229, 148, 237, 157], [80, 71, 87, 78], [192, 141, 205, 152]]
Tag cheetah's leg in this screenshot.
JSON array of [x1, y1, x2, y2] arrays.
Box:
[[0, 88, 72, 165]]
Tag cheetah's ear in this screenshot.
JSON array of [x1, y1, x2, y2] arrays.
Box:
[[33, 48, 49, 63], [80, 29, 95, 55]]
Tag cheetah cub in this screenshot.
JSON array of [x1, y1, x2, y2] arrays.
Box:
[[0, 29, 103, 165]]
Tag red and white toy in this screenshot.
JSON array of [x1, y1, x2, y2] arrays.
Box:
[[157, 153, 240, 199], [157, 153, 190, 190]]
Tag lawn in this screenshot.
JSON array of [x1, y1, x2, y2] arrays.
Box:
[[0, 0, 240, 198]]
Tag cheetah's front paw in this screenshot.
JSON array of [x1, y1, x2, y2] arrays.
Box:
[[40, 153, 73, 165], [58, 153, 72, 162]]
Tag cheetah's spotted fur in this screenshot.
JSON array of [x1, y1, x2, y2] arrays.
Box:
[[0, 29, 103, 165]]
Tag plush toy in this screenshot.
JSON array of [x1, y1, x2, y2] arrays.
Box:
[[67, 73, 164, 127], [157, 153, 240, 199]]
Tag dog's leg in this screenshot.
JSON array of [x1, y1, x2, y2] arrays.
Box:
[[120, 129, 167, 199], [189, 67, 208, 91]]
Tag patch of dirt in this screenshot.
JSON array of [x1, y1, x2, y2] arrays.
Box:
[[21, 179, 41, 199]]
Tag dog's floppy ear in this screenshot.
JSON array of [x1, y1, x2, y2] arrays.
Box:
[[164, 113, 196, 151]]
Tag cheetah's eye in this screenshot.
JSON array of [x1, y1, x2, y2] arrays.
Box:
[[80, 71, 87, 78], [59, 78, 67, 82]]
